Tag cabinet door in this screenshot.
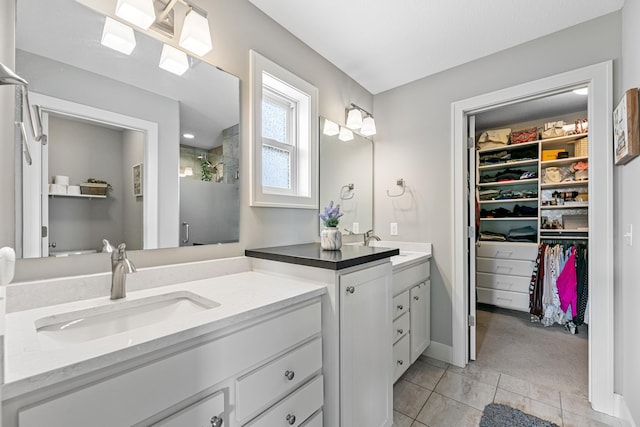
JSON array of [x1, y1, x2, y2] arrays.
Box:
[[410, 280, 431, 364], [339, 264, 392, 427]]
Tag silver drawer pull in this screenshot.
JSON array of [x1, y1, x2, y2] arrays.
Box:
[[413, 296, 420, 301], [284, 370, 295, 381], [397, 328, 404, 335], [496, 266, 513, 271], [496, 297, 512, 302], [397, 304, 404, 310], [346, 286, 355, 294], [397, 360, 404, 366], [495, 250, 513, 257], [496, 282, 513, 288], [210, 416, 223, 427], [286, 414, 296, 425]]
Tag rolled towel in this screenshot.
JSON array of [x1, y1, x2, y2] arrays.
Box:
[[0, 247, 16, 285], [53, 175, 69, 186]]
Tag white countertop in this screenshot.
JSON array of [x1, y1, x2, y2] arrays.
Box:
[[367, 241, 432, 268], [4, 271, 325, 399]]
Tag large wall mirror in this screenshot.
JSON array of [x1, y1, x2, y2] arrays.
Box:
[[319, 117, 373, 235], [15, 0, 240, 258]]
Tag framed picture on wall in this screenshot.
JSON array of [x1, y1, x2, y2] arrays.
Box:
[[613, 88, 640, 165], [133, 163, 143, 196]]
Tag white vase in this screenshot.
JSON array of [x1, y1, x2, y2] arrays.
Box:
[[321, 226, 342, 250]]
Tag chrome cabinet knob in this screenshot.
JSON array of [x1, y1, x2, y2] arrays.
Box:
[[397, 328, 404, 335], [286, 414, 296, 425], [284, 370, 295, 381], [414, 296, 420, 301], [397, 360, 404, 366], [210, 415, 223, 427], [397, 304, 404, 310], [346, 286, 355, 294]]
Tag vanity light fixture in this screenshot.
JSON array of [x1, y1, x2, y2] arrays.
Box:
[[159, 44, 189, 75], [322, 119, 340, 136], [338, 126, 354, 142], [184, 167, 194, 176], [179, 8, 213, 56], [345, 103, 376, 136], [101, 17, 137, 55], [573, 87, 588, 96], [115, 0, 156, 30]]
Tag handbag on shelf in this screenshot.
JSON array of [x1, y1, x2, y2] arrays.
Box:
[[510, 127, 538, 144], [478, 128, 511, 149], [541, 121, 566, 139]]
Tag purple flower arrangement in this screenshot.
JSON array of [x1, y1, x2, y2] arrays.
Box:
[[319, 200, 343, 227]]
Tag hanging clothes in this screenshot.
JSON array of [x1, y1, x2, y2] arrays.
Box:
[[557, 247, 577, 317]]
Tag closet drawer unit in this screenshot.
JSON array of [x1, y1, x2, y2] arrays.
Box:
[[393, 262, 430, 295], [476, 257, 535, 277], [393, 312, 410, 344], [236, 337, 322, 422], [393, 291, 410, 320], [477, 242, 537, 260], [244, 375, 323, 427], [477, 288, 529, 312], [476, 272, 530, 293], [393, 334, 410, 383]]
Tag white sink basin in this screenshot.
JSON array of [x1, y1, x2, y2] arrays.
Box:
[[35, 291, 220, 346]]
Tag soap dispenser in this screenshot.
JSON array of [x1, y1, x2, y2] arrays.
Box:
[[102, 239, 115, 253]]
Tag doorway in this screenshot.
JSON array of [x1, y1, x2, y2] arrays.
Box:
[[451, 62, 615, 415]]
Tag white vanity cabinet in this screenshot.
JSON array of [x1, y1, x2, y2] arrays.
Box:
[[7, 299, 323, 427], [392, 258, 431, 381]]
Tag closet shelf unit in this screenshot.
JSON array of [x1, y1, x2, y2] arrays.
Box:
[[475, 115, 589, 312]]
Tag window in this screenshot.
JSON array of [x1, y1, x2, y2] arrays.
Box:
[[250, 50, 318, 208]]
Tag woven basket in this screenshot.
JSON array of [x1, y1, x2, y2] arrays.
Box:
[[574, 137, 588, 157], [80, 183, 108, 196]]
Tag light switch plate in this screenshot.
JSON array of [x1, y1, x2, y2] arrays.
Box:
[[390, 222, 398, 236], [352, 222, 359, 234]]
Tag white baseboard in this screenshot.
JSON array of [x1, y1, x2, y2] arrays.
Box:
[[617, 393, 637, 427], [422, 341, 453, 364]]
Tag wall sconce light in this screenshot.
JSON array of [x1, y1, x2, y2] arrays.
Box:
[[101, 17, 137, 55], [179, 8, 213, 56], [184, 166, 194, 176], [345, 103, 376, 136], [159, 44, 189, 75], [338, 126, 354, 142], [322, 119, 340, 136], [115, 0, 156, 30]]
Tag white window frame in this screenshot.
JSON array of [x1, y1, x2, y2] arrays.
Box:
[[250, 50, 318, 208]]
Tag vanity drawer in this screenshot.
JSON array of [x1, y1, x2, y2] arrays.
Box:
[[236, 338, 322, 423], [476, 272, 530, 293], [244, 375, 323, 427], [153, 391, 224, 427], [393, 261, 430, 295], [476, 242, 537, 260], [393, 334, 410, 383], [477, 288, 529, 312], [393, 312, 410, 344], [476, 257, 535, 277], [393, 291, 410, 320], [300, 410, 322, 427]]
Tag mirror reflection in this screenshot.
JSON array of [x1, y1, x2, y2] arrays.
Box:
[[15, 0, 240, 258], [319, 117, 373, 235]]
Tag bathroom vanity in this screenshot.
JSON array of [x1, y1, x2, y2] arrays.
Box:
[[2, 261, 326, 427], [246, 243, 399, 427]]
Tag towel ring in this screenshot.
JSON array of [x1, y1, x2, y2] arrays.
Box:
[[340, 183, 355, 200], [387, 178, 406, 197]]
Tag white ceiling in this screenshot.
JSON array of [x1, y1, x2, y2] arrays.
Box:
[[248, 0, 624, 94]]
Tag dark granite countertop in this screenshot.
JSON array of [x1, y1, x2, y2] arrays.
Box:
[[245, 243, 400, 270]]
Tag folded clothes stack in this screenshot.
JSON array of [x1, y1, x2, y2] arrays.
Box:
[[478, 189, 538, 201], [480, 204, 538, 218], [479, 225, 537, 243], [478, 146, 538, 166], [480, 169, 537, 183]]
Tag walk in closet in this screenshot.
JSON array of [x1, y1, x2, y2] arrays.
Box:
[[473, 90, 589, 328]]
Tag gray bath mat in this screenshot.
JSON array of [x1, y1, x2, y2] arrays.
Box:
[[480, 403, 559, 427]]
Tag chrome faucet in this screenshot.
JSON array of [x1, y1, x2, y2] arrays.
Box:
[[111, 243, 136, 300], [364, 229, 381, 246]]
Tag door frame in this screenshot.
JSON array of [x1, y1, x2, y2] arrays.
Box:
[[21, 93, 159, 255], [450, 61, 614, 414]]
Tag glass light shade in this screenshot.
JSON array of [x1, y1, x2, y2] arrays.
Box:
[[346, 108, 363, 129], [115, 0, 155, 30], [159, 44, 189, 76], [179, 9, 213, 56], [101, 17, 136, 55], [322, 119, 339, 136], [338, 126, 354, 142], [184, 167, 194, 176], [360, 116, 377, 136]]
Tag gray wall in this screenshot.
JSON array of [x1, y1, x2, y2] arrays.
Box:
[[372, 13, 621, 348], [617, 0, 640, 421], [122, 130, 144, 251], [0, 0, 373, 279]]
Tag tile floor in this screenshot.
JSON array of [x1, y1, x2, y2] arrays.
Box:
[[393, 355, 621, 427]]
